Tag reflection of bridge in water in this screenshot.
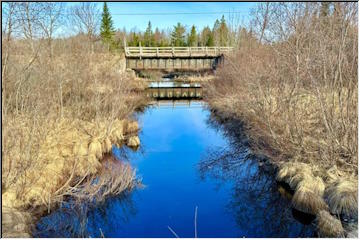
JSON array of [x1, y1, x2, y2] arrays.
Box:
[[148, 100, 206, 109], [146, 81, 203, 100]]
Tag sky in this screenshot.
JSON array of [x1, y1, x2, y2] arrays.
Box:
[[2, 2, 257, 37], [94, 2, 256, 32]]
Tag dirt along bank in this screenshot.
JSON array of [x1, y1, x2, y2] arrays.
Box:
[[2, 38, 149, 237]]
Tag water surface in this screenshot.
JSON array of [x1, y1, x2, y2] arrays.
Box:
[[35, 101, 315, 237]]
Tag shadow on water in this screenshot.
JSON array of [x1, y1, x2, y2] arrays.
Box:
[[34, 101, 316, 238], [198, 112, 316, 237], [33, 191, 137, 238]]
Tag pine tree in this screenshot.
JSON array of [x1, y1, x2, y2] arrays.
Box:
[[212, 19, 220, 45], [187, 25, 197, 47], [129, 32, 140, 46], [200, 26, 214, 47], [144, 21, 154, 47], [171, 23, 186, 46], [219, 15, 229, 46], [207, 31, 214, 47], [100, 2, 115, 46]]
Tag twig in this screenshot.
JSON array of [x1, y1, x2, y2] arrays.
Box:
[[194, 206, 198, 238], [167, 226, 180, 238]]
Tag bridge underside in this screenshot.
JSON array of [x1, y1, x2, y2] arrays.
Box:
[[146, 87, 203, 99], [126, 56, 223, 71]]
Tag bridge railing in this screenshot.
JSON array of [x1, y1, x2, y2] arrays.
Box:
[[125, 46, 234, 58]]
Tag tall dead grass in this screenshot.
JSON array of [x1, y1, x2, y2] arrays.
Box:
[[2, 33, 146, 215], [205, 2, 358, 231]]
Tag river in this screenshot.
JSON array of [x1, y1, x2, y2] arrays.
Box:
[[34, 100, 316, 237]]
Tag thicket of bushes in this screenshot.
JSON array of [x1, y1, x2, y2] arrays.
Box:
[[2, 2, 147, 231], [206, 2, 357, 237]]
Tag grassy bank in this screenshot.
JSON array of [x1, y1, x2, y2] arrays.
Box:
[[205, 3, 357, 237], [2, 33, 148, 236]]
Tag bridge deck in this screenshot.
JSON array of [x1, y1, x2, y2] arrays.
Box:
[[125, 46, 233, 58]]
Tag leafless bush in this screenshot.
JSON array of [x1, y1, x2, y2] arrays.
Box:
[[2, 2, 146, 217], [206, 2, 358, 175]]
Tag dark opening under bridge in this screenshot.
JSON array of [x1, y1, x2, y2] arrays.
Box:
[[125, 46, 233, 71]]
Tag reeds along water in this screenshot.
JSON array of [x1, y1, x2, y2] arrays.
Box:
[[199, 113, 316, 237], [204, 2, 358, 238], [2, 118, 141, 208], [2, 33, 148, 237]]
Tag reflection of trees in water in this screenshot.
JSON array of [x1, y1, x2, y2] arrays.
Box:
[[199, 112, 315, 237], [34, 191, 137, 237], [33, 146, 142, 237]]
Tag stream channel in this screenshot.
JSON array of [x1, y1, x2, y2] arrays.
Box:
[[34, 80, 316, 237]]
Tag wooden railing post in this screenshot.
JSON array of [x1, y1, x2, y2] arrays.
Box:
[[172, 46, 174, 57], [139, 42, 142, 59], [205, 46, 208, 56], [156, 47, 159, 57]]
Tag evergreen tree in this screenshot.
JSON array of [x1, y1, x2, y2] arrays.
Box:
[[207, 31, 215, 46], [100, 2, 115, 45], [129, 32, 140, 46], [200, 26, 214, 47], [144, 21, 154, 47], [219, 15, 229, 46], [187, 25, 197, 47], [171, 22, 186, 46], [154, 27, 161, 46], [212, 19, 220, 45], [159, 29, 169, 47]]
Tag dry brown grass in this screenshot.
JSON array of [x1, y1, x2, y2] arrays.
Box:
[[291, 187, 328, 215], [316, 210, 345, 237], [276, 162, 312, 186], [325, 179, 358, 218], [205, 2, 357, 219], [2, 33, 147, 217], [63, 154, 138, 205]]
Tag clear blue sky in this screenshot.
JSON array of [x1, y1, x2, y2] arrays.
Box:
[[98, 2, 256, 32]]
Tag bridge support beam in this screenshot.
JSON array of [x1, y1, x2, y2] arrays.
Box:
[[126, 57, 223, 71]]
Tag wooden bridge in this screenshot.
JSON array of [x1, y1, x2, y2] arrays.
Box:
[[125, 46, 233, 71], [146, 82, 203, 100]]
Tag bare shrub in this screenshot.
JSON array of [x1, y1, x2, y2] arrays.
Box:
[[1, 2, 146, 220], [206, 2, 358, 175], [205, 2, 358, 225]]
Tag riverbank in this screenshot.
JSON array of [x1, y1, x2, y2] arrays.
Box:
[[204, 4, 357, 237], [2, 35, 149, 237], [204, 105, 357, 237]]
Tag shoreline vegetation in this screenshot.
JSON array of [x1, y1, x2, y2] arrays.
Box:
[[2, 7, 148, 236], [2, 2, 358, 238], [205, 2, 357, 238]]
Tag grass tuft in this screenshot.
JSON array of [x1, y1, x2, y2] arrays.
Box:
[[292, 188, 328, 215], [325, 179, 358, 218], [316, 210, 344, 237]]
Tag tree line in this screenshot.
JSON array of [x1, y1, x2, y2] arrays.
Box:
[[2, 2, 253, 52], [124, 16, 229, 47], [98, 3, 232, 48]]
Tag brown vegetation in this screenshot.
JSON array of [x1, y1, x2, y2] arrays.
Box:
[[2, 2, 147, 237], [205, 2, 357, 236], [316, 210, 345, 237]]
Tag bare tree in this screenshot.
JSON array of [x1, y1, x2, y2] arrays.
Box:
[[37, 2, 64, 58], [69, 2, 100, 51], [2, 2, 17, 137], [15, 2, 44, 52]]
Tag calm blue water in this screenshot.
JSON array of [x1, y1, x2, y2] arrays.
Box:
[[34, 101, 315, 237]]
